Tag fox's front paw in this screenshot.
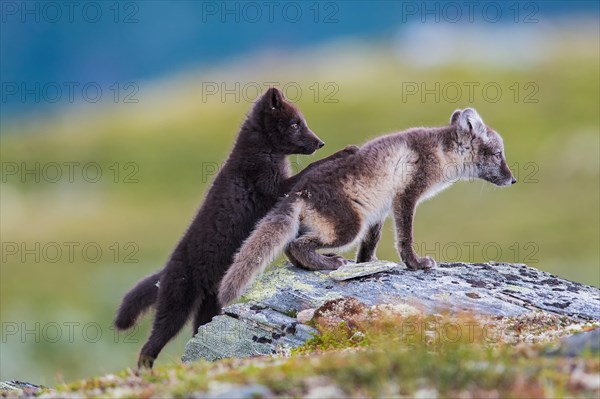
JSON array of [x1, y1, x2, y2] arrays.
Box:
[[406, 256, 436, 270]]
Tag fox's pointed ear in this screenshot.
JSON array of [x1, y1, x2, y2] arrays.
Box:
[[450, 109, 462, 125], [262, 87, 284, 110], [457, 108, 486, 137]]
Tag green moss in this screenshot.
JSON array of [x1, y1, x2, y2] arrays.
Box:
[[282, 309, 298, 318], [241, 265, 320, 304], [46, 324, 599, 399]]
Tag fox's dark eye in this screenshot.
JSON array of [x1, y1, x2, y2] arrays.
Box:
[[494, 152, 502, 159], [290, 123, 299, 129]]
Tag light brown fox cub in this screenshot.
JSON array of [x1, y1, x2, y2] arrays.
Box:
[[219, 108, 516, 305]]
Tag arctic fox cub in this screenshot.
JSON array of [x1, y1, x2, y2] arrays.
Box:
[[219, 108, 516, 305]]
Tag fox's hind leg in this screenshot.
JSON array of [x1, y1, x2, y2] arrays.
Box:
[[191, 293, 220, 335], [286, 247, 345, 268], [284, 247, 305, 268], [287, 234, 346, 270], [138, 263, 195, 368], [287, 219, 359, 270]]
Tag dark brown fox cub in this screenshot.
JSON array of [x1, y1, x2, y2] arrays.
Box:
[[114, 88, 357, 368], [219, 108, 517, 305]]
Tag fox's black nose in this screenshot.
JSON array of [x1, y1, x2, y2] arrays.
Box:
[[318, 141, 325, 149], [511, 178, 517, 185]]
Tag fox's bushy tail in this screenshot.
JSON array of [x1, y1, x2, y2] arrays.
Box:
[[114, 271, 161, 330], [218, 201, 301, 306]]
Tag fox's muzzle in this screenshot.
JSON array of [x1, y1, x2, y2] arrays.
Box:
[[302, 128, 325, 154]]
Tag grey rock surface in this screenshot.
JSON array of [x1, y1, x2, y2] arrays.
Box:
[[183, 261, 600, 363], [550, 328, 600, 357], [329, 261, 399, 281], [182, 302, 317, 363], [0, 381, 41, 395]]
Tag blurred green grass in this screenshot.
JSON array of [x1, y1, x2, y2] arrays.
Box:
[[1, 42, 599, 384]]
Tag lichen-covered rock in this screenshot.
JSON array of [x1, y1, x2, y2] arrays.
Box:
[[0, 381, 41, 395], [296, 308, 316, 324], [182, 261, 600, 363], [329, 261, 399, 281], [548, 328, 600, 357], [182, 302, 317, 363], [313, 297, 369, 329], [370, 303, 421, 319]]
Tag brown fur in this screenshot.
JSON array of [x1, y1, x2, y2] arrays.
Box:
[[115, 88, 359, 368], [218, 108, 516, 305]]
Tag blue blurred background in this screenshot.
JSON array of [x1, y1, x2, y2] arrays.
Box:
[[1, 0, 599, 385], [2, 0, 598, 119]]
